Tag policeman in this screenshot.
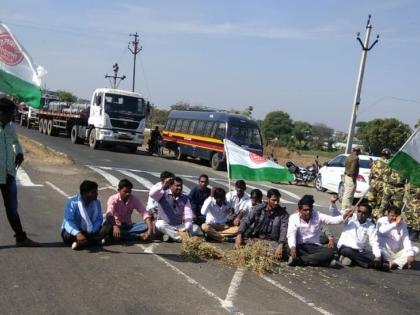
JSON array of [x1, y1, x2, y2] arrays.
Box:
[[403, 182, 420, 241], [369, 148, 391, 220], [378, 163, 406, 218]]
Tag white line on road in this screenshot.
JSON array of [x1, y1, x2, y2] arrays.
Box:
[[17, 168, 43, 187], [261, 275, 334, 315], [45, 181, 70, 198], [87, 166, 119, 188], [116, 169, 154, 189], [137, 244, 243, 314], [222, 268, 244, 312]]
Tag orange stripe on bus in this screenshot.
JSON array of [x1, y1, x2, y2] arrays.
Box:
[[162, 130, 223, 144]]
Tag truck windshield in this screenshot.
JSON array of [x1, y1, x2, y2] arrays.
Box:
[[228, 124, 262, 148], [104, 94, 145, 116]]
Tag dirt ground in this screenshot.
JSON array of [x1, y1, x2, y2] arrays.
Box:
[[264, 145, 330, 168]]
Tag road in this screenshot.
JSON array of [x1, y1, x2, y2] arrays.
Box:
[[0, 126, 419, 315]]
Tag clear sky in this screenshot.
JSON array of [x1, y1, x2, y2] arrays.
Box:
[[1, 0, 419, 131]]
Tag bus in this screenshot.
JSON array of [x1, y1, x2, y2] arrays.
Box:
[[160, 110, 263, 170]]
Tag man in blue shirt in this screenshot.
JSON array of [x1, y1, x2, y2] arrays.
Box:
[[61, 180, 103, 250], [188, 174, 211, 226]]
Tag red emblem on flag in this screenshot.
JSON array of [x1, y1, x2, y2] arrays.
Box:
[[249, 152, 267, 164], [0, 32, 24, 66]]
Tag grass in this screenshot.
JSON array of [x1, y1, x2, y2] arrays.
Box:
[[180, 235, 224, 260], [299, 149, 343, 159]]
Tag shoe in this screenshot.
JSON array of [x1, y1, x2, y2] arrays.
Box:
[[162, 234, 170, 242], [16, 237, 42, 247], [381, 262, 390, 272], [71, 241, 79, 250], [101, 236, 111, 246], [288, 256, 298, 266], [391, 263, 399, 270], [339, 255, 352, 266], [329, 259, 337, 267]]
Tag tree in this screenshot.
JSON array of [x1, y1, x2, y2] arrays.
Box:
[[261, 111, 293, 142], [57, 90, 77, 103], [356, 118, 412, 155], [293, 121, 312, 148], [241, 106, 253, 118], [170, 101, 208, 111], [148, 106, 169, 127], [310, 123, 333, 150]]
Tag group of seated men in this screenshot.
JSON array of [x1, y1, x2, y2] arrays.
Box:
[[61, 171, 419, 271]]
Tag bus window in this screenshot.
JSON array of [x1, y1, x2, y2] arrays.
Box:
[[203, 121, 214, 137], [165, 119, 173, 130], [213, 122, 226, 140], [229, 124, 262, 147], [188, 120, 197, 134], [168, 119, 176, 131], [195, 120, 205, 135], [181, 120, 191, 133], [174, 119, 183, 132]]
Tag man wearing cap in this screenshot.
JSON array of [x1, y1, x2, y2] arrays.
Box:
[[0, 97, 40, 247], [342, 147, 361, 210], [369, 148, 391, 220]]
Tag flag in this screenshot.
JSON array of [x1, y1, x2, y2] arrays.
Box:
[[389, 128, 420, 187], [0, 22, 45, 108], [224, 139, 294, 182]]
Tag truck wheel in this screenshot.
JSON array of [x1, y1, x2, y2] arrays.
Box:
[[210, 152, 223, 170], [70, 125, 82, 144], [26, 118, 31, 129], [38, 119, 44, 133], [19, 115, 25, 126], [89, 128, 99, 149], [127, 144, 138, 154], [175, 146, 185, 160], [42, 119, 48, 134], [47, 120, 56, 136]]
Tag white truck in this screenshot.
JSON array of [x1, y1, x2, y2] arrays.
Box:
[[36, 88, 150, 152]]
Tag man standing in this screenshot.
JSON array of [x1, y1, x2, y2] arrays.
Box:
[[0, 97, 40, 247], [379, 167, 406, 218], [404, 182, 420, 240], [226, 180, 250, 226], [342, 147, 361, 210], [337, 203, 382, 268], [189, 174, 211, 226], [149, 126, 162, 155], [369, 148, 391, 220], [236, 189, 289, 260]]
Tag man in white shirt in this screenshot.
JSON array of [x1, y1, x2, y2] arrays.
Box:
[[225, 180, 250, 226], [287, 194, 351, 267], [337, 203, 382, 268], [238, 189, 263, 219], [377, 206, 419, 270], [201, 188, 238, 241]]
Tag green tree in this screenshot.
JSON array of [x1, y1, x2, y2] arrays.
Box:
[[261, 111, 293, 142], [310, 123, 333, 150], [170, 101, 208, 111], [148, 106, 169, 127], [356, 118, 412, 155], [415, 119, 420, 129], [57, 90, 77, 103], [293, 121, 312, 148], [241, 106, 253, 117]]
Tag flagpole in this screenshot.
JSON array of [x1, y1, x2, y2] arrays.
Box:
[[224, 139, 232, 192]]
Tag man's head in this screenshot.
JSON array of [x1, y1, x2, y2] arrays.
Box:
[[235, 180, 246, 198], [171, 176, 183, 196], [266, 189, 281, 209], [160, 171, 175, 183], [298, 194, 315, 221], [213, 187, 226, 205], [198, 174, 209, 190], [381, 148, 391, 159], [80, 180, 98, 204], [118, 178, 133, 202], [155, 126, 159, 131], [356, 203, 372, 224], [0, 97, 16, 124], [387, 205, 401, 222], [352, 147, 361, 156], [250, 189, 263, 206]]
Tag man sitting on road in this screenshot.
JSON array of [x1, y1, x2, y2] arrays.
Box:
[[226, 180, 250, 226], [100, 179, 153, 244], [61, 180, 103, 250], [201, 187, 239, 241], [189, 174, 211, 226], [377, 206, 419, 270], [337, 203, 382, 269], [149, 176, 201, 241], [235, 189, 289, 260], [146, 171, 175, 220], [0, 97, 40, 247], [287, 195, 351, 267], [237, 189, 264, 219]]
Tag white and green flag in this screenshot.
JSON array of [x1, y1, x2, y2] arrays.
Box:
[[224, 139, 294, 182], [0, 22, 45, 108], [389, 128, 420, 187]]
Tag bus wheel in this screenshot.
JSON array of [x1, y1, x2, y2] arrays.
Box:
[[175, 146, 185, 160], [89, 128, 100, 149], [211, 152, 223, 170]]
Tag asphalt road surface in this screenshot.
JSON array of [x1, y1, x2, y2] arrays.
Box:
[[0, 126, 418, 315]]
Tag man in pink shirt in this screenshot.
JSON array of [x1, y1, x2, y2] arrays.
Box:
[[100, 179, 153, 244]]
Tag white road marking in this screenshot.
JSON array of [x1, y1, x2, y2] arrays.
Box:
[[116, 169, 154, 189], [261, 275, 334, 315], [45, 181, 70, 198], [222, 268, 244, 312], [16, 168, 43, 187], [137, 244, 242, 314], [87, 166, 119, 188]]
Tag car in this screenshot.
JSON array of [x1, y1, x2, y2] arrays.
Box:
[[315, 154, 380, 200]]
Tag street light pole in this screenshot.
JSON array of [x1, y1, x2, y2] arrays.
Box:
[[345, 15, 379, 154]]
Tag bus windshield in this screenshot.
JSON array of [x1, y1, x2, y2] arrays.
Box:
[[104, 94, 145, 116], [228, 124, 262, 147]]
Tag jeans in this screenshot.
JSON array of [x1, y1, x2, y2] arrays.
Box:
[[61, 230, 101, 246], [99, 221, 148, 241], [296, 243, 334, 266], [339, 245, 374, 268], [0, 175, 26, 242]]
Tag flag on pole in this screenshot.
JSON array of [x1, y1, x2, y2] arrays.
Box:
[[0, 22, 45, 108], [389, 128, 420, 187], [224, 139, 294, 182]]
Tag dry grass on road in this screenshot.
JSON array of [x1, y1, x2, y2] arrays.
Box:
[[265, 145, 330, 167]]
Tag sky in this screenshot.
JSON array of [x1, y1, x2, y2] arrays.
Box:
[[1, 0, 420, 131]]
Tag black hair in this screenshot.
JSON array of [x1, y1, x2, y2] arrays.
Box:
[[213, 187, 226, 199], [250, 189, 263, 200], [160, 171, 175, 181], [80, 180, 98, 194], [267, 188, 281, 198], [118, 178, 133, 190], [387, 205, 401, 216], [358, 203, 372, 215], [199, 174, 209, 181], [235, 180, 246, 189], [298, 194, 315, 208], [0, 97, 16, 112], [173, 176, 183, 184]]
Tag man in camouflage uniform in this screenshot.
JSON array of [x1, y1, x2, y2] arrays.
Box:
[[378, 166, 406, 219], [369, 148, 391, 220], [403, 182, 420, 240]]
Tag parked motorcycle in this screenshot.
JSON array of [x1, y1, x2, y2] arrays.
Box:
[[286, 158, 319, 185]]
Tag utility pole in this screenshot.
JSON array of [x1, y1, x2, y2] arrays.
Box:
[[105, 63, 126, 89], [345, 15, 379, 154], [128, 32, 142, 92]]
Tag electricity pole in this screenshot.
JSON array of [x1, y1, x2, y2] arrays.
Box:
[[345, 15, 379, 154], [105, 63, 126, 89], [128, 32, 142, 92]]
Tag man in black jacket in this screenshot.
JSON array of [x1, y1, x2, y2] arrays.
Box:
[[188, 174, 211, 226], [235, 188, 289, 260]]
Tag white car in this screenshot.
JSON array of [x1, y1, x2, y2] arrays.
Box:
[[315, 154, 380, 199]]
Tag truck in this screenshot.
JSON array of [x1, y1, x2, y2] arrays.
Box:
[[34, 88, 150, 152]]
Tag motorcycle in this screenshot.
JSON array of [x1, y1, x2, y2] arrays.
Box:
[[286, 158, 319, 185]]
